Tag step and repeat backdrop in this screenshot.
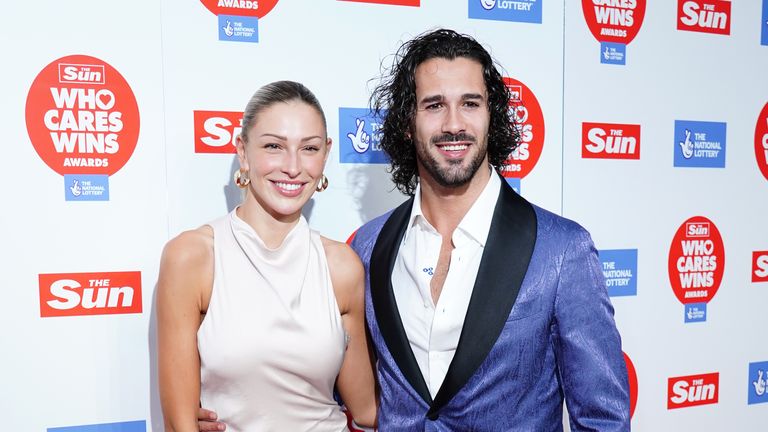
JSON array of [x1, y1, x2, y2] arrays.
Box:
[[2, 0, 767, 430]]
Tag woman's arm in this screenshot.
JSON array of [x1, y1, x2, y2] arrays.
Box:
[[323, 238, 378, 428], [157, 228, 214, 432]]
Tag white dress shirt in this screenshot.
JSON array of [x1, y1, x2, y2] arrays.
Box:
[[391, 169, 501, 398]]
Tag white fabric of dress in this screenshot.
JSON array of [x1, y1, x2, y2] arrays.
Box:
[[197, 210, 349, 432]]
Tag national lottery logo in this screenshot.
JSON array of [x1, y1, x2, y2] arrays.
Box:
[[339, 108, 388, 164], [668, 216, 725, 318], [599, 249, 638, 296], [749, 361, 768, 405], [468, 0, 542, 24], [194, 110, 242, 154], [677, 0, 731, 36], [755, 102, 768, 181], [582, 122, 640, 159], [39, 271, 143, 318], [673, 120, 727, 168], [502, 78, 544, 179], [667, 372, 719, 409]]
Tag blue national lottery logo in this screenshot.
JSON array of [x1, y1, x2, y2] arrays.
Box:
[[505, 177, 521, 194], [599, 249, 637, 297], [673, 120, 727, 168], [762, 0, 768, 46], [218, 15, 259, 43], [685, 303, 707, 323], [64, 174, 109, 201], [468, 0, 542, 24], [749, 361, 768, 405], [600, 42, 626, 65], [339, 108, 389, 164], [48, 420, 146, 432]]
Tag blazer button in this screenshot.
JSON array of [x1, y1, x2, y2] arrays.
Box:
[[426, 411, 439, 421]]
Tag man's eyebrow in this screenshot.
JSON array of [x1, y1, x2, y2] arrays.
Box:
[[419, 94, 443, 105]]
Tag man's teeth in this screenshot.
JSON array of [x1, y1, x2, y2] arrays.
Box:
[[441, 144, 468, 151], [275, 182, 301, 191]]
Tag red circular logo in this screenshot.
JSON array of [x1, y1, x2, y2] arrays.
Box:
[[582, 0, 647, 44], [755, 102, 768, 181], [502, 77, 545, 179], [200, 0, 279, 18], [668, 216, 725, 305], [25, 55, 139, 176], [623, 352, 638, 419]]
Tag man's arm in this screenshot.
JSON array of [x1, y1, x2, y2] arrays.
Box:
[[553, 227, 631, 431]]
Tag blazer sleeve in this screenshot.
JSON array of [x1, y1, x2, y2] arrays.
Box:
[[553, 226, 631, 431]]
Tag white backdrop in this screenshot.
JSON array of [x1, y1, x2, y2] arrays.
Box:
[[2, 0, 767, 430]]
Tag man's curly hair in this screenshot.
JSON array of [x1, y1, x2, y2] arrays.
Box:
[[370, 28, 520, 196]]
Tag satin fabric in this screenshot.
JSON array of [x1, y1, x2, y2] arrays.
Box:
[[351, 185, 630, 431], [198, 211, 348, 432]]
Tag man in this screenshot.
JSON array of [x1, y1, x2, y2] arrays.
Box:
[[198, 28, 629, 431]]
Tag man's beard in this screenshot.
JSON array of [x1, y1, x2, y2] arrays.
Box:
[[415, 132, 487, 188]]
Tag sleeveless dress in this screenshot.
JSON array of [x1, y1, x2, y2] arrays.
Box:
[[197, 210, 349, 432]]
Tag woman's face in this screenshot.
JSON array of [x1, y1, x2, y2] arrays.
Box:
[[236, 101, 331, 220]]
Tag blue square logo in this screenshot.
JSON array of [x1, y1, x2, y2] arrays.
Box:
[[748, 361, 768, 405], [762, 0, 768, 46], [505, 177, 521, 194], [339, 108, 389, 164], [468, 0, 543, 24], [600, 42, 626, 65], [599, 249, 637, 297], [48, 420, 146, 432], [684, 303, 707, 323], [218, 15, 259, 43], [64, 174, 109, 201], [673, 120, 727, 168]]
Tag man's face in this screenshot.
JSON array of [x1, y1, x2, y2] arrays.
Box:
[[411, 57, 490, 189]]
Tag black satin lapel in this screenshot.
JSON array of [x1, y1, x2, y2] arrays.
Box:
[[428, 178, 537, 417], [369, 196, 433, 405]]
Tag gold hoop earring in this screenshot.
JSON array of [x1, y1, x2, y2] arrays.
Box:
[[315, 174, 329, 192], [234, 169, 250, 188]]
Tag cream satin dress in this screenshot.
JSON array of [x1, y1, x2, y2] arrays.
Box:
[[197, 210, 349, 432]]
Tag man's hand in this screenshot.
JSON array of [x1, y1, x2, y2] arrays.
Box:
[[197, 407, 226, 431]]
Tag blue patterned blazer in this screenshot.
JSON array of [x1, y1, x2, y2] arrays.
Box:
[[350, 177, 630, 431]]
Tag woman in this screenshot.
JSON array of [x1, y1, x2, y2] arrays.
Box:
[[157, 81, 377, 431]]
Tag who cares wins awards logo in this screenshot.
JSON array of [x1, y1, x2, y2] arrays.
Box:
[[582, 0, 646, 65], [668, 216, 725, 323], [201, 0, 280, 43], [39, 271, 142, 318], [755, 102, 768, 181], [502, 77, 545, 194], [26, 55, 139, 201], [624, 352, 639, 418]]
